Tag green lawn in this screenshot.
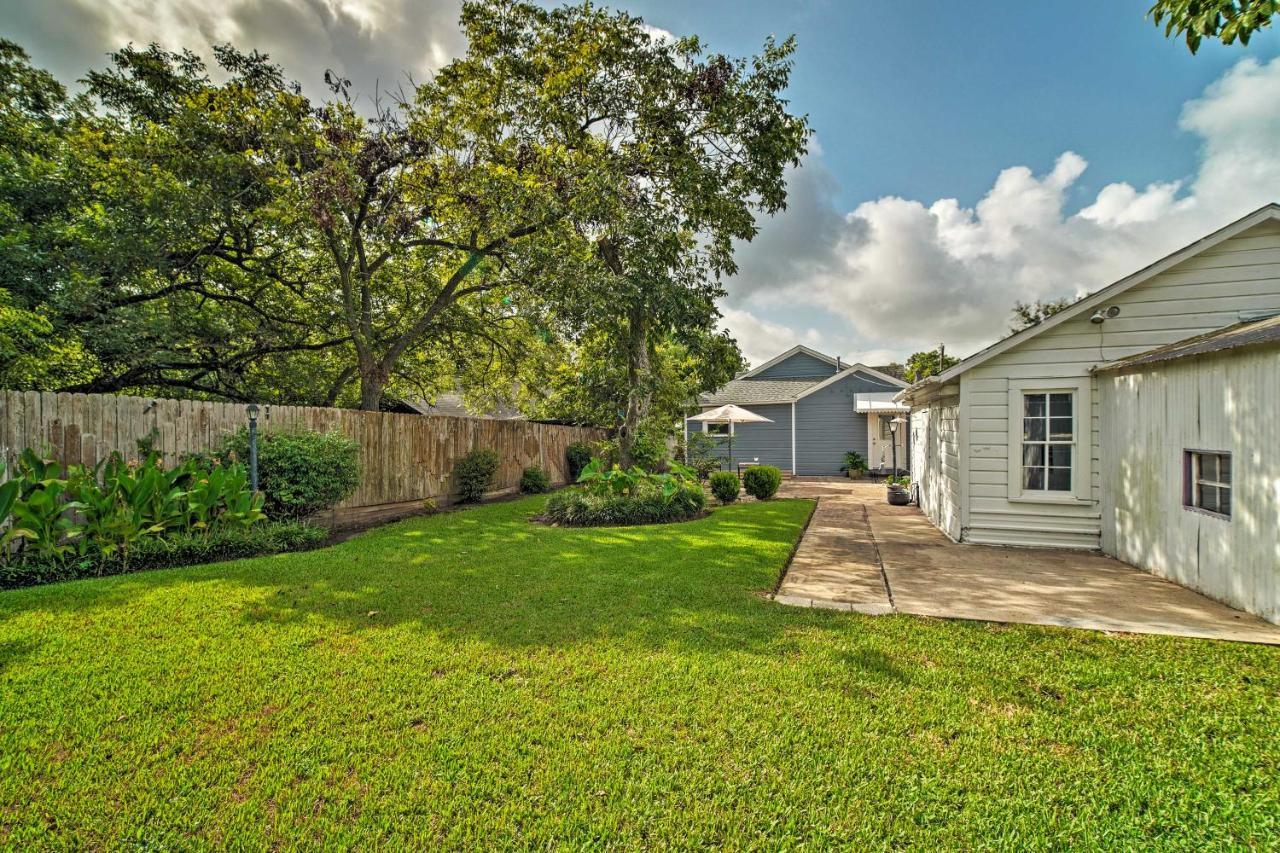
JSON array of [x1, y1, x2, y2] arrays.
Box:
[[1, 496, 1277, 848]]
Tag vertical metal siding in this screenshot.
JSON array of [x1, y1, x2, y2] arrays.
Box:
[[1100, 347, 1280, 624]]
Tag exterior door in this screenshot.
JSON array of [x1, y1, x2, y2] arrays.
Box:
[[867, 414, 907, 471]]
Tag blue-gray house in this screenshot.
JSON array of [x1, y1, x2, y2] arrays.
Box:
[[685, 345, 909, 476]]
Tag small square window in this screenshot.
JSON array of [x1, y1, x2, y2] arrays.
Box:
[[1184, 451, 1231, 519]]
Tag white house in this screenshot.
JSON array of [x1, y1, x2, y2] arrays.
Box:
[[899, 203, 1280, 622]]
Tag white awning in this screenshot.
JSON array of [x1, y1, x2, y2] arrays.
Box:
[[854, 392, 909, 414]]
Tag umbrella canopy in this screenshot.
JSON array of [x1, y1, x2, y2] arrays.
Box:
[[687, 404, 773, 471], [687, 404, 774, 425]]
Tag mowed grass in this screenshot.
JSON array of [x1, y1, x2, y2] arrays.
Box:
[[1, 496, 1278, 848]]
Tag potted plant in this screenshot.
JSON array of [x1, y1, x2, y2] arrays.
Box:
[[885, 474, 911, 505], [840, 451, 867, 480]]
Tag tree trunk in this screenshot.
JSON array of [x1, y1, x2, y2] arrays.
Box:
[[358, 358, 388, 411], [619, 303, 651, 467]]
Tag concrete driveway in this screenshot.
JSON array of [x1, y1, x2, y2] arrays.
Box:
[[774, 478, 1280, 644]]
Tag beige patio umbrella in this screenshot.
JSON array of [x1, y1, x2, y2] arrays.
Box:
[[687, 404, 774, 471]]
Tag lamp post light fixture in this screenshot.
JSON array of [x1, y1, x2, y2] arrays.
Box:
[[889, 416, 908, 479], [246, 404, 260, 494]]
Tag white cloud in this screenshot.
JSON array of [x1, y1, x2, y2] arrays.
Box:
[[718, 307, 824, 368], [5, 0, 466, 102], [723, 55, 1280, 361]]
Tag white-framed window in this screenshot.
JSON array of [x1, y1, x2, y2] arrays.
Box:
[[1021, 392, 1073, 492], [880, 416, 892, 440], [1007, 377, 1091, 503], [1184, 450, 1231, 519], [705, 422, 730, 437]]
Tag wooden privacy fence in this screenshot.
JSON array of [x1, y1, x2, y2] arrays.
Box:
[[0, 391, 604, 528]]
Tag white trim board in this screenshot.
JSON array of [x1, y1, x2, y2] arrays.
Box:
[[794, 364, 908, 400]]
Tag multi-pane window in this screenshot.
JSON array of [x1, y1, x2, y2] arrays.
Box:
[[1185, 451, 1231, 518], [1022, 392, 1073, 492]]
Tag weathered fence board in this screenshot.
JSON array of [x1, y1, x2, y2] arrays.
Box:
[[0, 391, 603, 527]]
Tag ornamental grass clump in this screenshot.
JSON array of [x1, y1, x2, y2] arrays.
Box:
[[543, 459, 704, 526]]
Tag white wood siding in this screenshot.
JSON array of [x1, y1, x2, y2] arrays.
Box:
[[910, 391, 962, 540], [962, 220, 1280, 549], [1099, 347, 1279, 624]]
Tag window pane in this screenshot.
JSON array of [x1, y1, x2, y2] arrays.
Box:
[[1220, 486, 1231, 516], [1023, 467, 1045, 490], [1049, 445, 1072, 467], [1218, 454, 1231, 485], [1049, 393, 1072, 416], [1200, 454, 1217, 482], [1200, 485, 1219, 514], [1048, 468, 1072, 491], [1049, 417, 1073, 440], [1024, 394, 1046, 418], [1024, 418, 1046, 441], [1023, 444, 1045, 467]]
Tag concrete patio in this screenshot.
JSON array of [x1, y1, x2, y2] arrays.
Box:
[[774, 477, 1280, 644]]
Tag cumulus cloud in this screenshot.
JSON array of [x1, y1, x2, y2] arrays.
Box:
[[718, 307, 826, 368], [723, 55, 1280, 362], [4, 0, 466, 101]]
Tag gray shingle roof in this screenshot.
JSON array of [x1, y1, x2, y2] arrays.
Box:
[[698, 377, 821, 405]]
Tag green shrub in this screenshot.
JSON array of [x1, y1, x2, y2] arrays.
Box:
[[543, 481, 704, 526], [1, 448, 265, 568], [220, 429, 359, 519], [841, 451, 867, 475], [742, 465, 782, 500], [683, 432, 721, 480], [1, 521, 327, 589], [628, 429, 668, 472], [455, 449, 500, 502], [520, 465, 551, 494], [709, 471, 740, 504]]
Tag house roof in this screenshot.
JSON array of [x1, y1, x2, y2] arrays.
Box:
[[1094, 313, 1280, 374], [870, 363, 906, 381], [738, 344, 839, 379], [699, 360, 907, 406], [898, 202, 1280, 402], [699, 378, 820, 406], [404, 393, 523, 420]]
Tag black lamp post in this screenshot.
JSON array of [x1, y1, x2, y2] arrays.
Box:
[[889, 416, 906, 478], [246, 404, 260, 493]]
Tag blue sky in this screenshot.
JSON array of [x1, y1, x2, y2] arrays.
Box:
[[5, 0, 1280, 364]]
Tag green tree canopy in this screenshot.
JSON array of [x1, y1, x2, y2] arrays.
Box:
[[443, 1, 809, 461], [903, 350, 960, 383], [1150, 0, 1278, 52]]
